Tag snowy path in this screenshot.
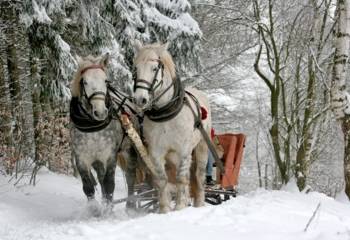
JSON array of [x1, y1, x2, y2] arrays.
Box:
[[1, 169, 350, 240]]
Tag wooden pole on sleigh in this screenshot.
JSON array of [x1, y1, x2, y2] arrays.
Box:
[[120, 114, 158, 178]]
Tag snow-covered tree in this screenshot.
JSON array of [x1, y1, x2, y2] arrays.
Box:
[[0, 0, 202, 177]]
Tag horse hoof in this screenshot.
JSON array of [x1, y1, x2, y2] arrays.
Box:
[[101, 201, 113, 216], [194, 201, 205, 207], [159, 206, 171, 214], [86, 199, 102, 217], [175, 203, 186, 211], [126, 201, 136, 209]]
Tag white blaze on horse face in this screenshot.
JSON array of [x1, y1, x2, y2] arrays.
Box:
[[134, 60, 160, 109], [82, 69, 108, 120]]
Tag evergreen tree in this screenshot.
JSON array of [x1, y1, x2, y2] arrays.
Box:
[[0, 0, 202, 176]]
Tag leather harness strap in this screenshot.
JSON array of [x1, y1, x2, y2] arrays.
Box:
[[184, 91, 225, 175], [132, 59, 224, 174], [145, 76, 185, 122], [71, 64, 124, 133], [133, 59, 164, 93]]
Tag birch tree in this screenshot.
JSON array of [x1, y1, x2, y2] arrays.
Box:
[[253, 0, 334, 189], [330, 0, 350, 199]]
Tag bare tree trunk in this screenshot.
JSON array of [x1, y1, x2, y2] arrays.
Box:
[[0, 53, 13, 147], [253, 0, 288, 185], [295, 54, 315, 190], [264, 164, 269, 189], [256, 130, 262, 188], [3, 0, 35, 173], [330, 0, 350, 199]]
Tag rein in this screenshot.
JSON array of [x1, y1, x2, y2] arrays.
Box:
[[133, 55, 225, 175], [184, 91, 225, 175]]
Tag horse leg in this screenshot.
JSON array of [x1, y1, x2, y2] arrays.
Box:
[[157, 174, 170, 213], [103, 159, 116, 203], [92, 161, 106, 198], [193, 140, 208, 207], [76, 159, 95, 200], [175, 155, 191, 211], [153, 157, 170, 213]]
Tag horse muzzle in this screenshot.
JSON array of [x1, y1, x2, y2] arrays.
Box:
[[92, 107, 108, 121], [134, 96, 149, 108], [89, 94, 108, 120]]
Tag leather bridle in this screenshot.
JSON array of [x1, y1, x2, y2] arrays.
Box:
[[80, 65, 108, 105], [133, 59, 164, 97], [133, 58, 186, 122], [79, 65, 112, 119]]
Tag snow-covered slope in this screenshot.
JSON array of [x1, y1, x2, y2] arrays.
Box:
[[0, 170, 350, 240]]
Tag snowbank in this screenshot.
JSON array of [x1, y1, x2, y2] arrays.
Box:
[[0, 170, 350, 240]]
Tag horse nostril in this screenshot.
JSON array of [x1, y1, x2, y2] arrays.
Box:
[[93, 110, 100, 118], [141, 97, 147, 105]]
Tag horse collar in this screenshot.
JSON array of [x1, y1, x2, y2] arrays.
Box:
[[70, 97, 113, 133], [144, 76, 185, 122]]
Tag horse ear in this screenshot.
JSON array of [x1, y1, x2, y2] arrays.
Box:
[[134, 40, 143, 52], [100, 52, 110, 67]]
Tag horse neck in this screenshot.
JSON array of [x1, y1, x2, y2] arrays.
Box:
[[154, 71, 175, 108]]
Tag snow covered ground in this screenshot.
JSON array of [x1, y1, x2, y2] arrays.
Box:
[[1, 169, 350, 240]]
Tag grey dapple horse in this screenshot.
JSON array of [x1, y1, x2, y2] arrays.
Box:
[[70, 53, 138, 212]]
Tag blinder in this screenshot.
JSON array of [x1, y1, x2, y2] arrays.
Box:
[[133, 59, 164, 95], [80, 79, 107, 104], [70, 65, 114, 132], [78, 65, 112, 120]]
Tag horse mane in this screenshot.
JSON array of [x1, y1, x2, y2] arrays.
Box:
[[70, 55, 105, 97], [134, 43, 176, 80]]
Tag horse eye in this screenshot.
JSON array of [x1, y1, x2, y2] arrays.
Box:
[[152, 66, 157, 72], [82, 79, 87, 85]]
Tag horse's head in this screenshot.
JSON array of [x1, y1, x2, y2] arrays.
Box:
[[133, 41, 176, 109], [71, 53, 110, 121]]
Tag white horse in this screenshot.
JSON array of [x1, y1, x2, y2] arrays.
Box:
[[132, 42, 211, 213]]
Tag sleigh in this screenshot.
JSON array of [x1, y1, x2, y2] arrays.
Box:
[[113, 131, 246, 211], [205, 133, 246, 205]]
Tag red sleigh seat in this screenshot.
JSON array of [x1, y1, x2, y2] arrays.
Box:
[[216, 133, 246, 189]]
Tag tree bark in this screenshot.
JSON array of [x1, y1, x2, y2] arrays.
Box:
[[3, 0, 35, 169], [295, 54, 315, 190], [330, 0, 350, 199], [0, 53, 13, 147], [253, 0, 288, 185]]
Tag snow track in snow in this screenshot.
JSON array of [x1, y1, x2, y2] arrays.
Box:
[[1, 169, 350, 240]]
